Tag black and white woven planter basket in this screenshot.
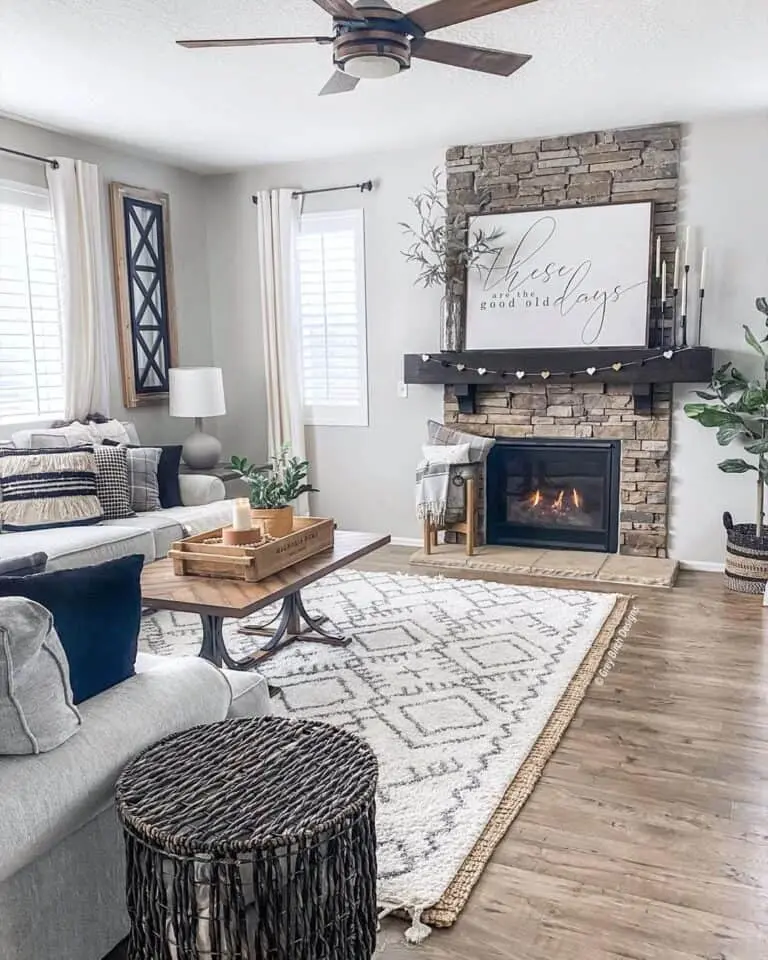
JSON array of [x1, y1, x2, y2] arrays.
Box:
[[723, 512, 768, 594]]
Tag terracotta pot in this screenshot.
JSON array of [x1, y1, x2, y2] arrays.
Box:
[[251, 505, 294, 539]]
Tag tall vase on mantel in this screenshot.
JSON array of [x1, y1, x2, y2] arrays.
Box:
[[440, 293, 463, 352]]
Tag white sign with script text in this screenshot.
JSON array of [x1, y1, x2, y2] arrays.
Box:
[[465, 202, 653, 349]]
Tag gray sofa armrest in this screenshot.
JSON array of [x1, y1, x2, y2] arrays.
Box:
[[179, 474, 226, 507], [0, 657, 231, 883]]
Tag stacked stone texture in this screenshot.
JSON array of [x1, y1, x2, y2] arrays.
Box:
[[444, 124, 681, 558]]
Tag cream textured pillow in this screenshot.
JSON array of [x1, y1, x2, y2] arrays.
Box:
[[0, 597, 82, 755], [421, 443, 472, 465]]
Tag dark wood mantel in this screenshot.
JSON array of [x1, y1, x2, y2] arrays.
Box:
[[403, 347, 715, 415], [404, 347, 714, 386]]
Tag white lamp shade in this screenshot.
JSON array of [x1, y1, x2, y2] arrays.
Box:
[[169, 367, 226, 419]]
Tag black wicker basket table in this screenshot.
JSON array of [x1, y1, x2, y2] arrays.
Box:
[[116, 717, 379, 960]]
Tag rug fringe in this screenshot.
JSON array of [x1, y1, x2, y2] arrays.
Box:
[[378, 901, 434, 945]]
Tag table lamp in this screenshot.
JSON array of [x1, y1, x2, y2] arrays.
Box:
[[169, 367, 226, 469]]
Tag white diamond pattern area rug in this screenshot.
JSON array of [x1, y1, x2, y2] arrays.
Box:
[[140, 569, 632, 941]]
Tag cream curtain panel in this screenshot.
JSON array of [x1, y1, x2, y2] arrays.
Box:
[[255, 188, 307, 472], [46, 158, 111, 420]]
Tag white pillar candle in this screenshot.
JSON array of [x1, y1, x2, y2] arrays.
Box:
[[673, 247, 680, 289], [655, 236, 661, 279], [661, 260, 667, 306], [684, 225, 692, 266], [700, 247, 708, 290], [232, 498, 252, 532]]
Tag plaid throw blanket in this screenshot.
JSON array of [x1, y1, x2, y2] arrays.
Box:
[[415, 444, 472, 525]]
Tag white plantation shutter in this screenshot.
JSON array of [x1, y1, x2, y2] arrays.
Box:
[[0, 181, 64, 423], [296, 209, 368, 427]]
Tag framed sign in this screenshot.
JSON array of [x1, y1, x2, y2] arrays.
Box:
[[109, 183, 178, 408], [466, 201, 653, 349]]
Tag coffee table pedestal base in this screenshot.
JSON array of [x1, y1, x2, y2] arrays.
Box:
[[198, 589, 351, 671]]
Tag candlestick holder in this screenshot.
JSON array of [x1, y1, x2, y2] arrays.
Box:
[[679, 265, 691, 348], [670, 288, 679, 348], [694, 288, 705, 347]]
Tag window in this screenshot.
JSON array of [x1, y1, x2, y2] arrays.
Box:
[[296, 209, 368, 427], [0, 181, 64, 424]]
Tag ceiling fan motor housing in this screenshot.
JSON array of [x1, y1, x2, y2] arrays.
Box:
[[333, 4, 419, 76]]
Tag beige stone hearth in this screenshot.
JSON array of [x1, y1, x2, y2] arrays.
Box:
[[410, 543, 679, 589]]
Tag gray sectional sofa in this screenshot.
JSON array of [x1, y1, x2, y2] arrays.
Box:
[[0, 422, 272, 960]]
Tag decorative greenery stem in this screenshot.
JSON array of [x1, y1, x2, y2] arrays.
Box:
[[230, 444, 317, 509]]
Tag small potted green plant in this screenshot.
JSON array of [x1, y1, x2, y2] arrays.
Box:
[[230, 445, 317, 538], [685, 297, 768, 593]]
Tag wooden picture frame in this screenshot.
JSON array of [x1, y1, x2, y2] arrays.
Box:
[[109, 182, 178, 408], [464, 200, 654, 351]]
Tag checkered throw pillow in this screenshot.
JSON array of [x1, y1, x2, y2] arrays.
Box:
[[93, 446, 134, 520], [125, 447, 162, 513], [427, 420, 495, 462]]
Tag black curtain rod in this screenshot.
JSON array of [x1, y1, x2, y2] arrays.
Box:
[[252, 180, 373, 204], [0, 145, 59, 169]]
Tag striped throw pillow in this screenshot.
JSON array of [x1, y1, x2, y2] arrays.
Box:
[[0, 446, 104, 533]]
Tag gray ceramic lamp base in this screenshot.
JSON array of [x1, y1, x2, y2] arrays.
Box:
[[182, 427, 222, 470]]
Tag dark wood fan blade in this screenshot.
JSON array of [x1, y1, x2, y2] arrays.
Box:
[[409, 0, 537, 33], [310, 0, 363, 19], [319, 70, 361, 95], [411, 37, 530, 75], [177, 36, 333, 48]]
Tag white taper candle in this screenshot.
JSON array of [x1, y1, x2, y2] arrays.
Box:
[[684, 226, 692, 266], [673, 247, 680, 289], [661, 260, 667, 306], [655, 236, 661, 279], [700, 247, 708, 290]]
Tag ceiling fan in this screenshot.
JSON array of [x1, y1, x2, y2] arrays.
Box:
[[177, 0, 537, 96]]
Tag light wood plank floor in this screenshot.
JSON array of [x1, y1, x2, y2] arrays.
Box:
[[359, 548, 768, 960], [109, 546, 768, 960]]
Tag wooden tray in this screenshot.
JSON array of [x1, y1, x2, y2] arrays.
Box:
[[168, 517, 335, 582]]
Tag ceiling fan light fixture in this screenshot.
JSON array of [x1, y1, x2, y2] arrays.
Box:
[[343, 53, 402, 79]]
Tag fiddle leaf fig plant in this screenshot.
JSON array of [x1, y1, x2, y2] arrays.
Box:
[[684, 298, 768, 536], [231, 444, 317, 509]]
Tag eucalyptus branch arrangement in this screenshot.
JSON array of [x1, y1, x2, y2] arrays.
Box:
[[400, 168, 503, 288], [685, 297, 768, 536], [231, 444, 317, 509]]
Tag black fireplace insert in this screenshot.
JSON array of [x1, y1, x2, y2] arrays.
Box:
[[486, 438, 620, 553]]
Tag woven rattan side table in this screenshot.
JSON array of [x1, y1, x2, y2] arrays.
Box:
[[116, 717, 379, 960]]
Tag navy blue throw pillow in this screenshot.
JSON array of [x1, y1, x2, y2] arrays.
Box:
[[0, 554, 144, 704]]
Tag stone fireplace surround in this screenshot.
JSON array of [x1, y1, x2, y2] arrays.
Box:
[[445, 381, 672, 558], [440, 122, 682, 559]]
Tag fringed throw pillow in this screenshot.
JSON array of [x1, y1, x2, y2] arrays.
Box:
[[0, 445, 103, 532]]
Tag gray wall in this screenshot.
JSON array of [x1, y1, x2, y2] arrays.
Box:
[[204, 147, 445, 540], [0, 116, 214, 446], [671, 113, 768, 565], [205, 114, 768, 565]]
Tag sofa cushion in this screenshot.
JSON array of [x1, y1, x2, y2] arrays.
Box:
[[101, 513, 184, 560], [10, 423, 93, 450], [0, 598, 82, 755], [0, 446, 103, 533], [0, 556, 144, 704], [93, 445, 134, 520], [0, 656, 232, 883], [0, 553, 47, 577], [0, 525, 155, 572]]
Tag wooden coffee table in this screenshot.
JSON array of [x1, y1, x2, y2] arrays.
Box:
[[141, 531, 390, 671]]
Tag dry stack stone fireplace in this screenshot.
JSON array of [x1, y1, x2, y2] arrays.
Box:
[[443, 124, 681, 559]]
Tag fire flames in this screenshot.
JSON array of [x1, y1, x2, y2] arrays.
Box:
[[528, 488, 583, 512]]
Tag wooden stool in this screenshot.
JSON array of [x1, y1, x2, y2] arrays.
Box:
[[423, 475, 477, 557]]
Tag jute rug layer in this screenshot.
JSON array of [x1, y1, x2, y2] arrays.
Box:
[[141, 570, 633, 939]]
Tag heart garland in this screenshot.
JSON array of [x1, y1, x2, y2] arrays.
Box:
[[412, 347, 689, 382]]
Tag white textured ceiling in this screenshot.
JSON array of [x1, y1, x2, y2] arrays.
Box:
[[1, 0, 767, 172]]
